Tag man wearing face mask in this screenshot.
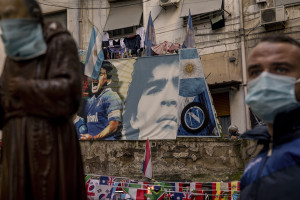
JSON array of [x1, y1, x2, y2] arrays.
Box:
[[76, 61, 122, 140], [0, 0, 86, 200], [240, 35, 300, 200]]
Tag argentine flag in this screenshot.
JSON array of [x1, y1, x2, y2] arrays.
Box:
[[84, 26, 104, 80], [179, 48, 206, 97]]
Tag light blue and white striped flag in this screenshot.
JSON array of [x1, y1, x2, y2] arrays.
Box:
[[179, 48, 206, 97], [84, 26, 104, 79]]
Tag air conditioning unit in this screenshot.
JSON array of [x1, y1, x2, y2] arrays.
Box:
[[159, 0, 180, 7], [256, 0, 266, 3], [260, 6, 286, 26]]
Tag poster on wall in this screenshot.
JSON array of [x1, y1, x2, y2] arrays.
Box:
[[74, 49, 220, 140]]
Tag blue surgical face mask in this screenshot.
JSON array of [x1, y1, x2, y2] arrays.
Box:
[[0, 19, 47, 61], [246, 72, 300, 123]]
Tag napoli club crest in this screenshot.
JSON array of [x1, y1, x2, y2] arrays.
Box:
[[181, 102, 209, 133]]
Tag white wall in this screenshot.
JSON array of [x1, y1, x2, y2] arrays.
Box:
[[229, 88, 247, 133], [143, 0, 185, 44], [67, 0, 80, 46], [78, 0, 108, 62]]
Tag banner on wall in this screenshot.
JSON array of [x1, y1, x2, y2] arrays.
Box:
[[74, 49, 220, 140]]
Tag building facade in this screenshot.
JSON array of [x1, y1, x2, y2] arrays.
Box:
[[1, 0, 300, 135]]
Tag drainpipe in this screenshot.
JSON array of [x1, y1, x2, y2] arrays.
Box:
[[239, 0, 251, 130], [79, 0, 83, 61]]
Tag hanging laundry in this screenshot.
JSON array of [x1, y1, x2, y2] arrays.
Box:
[[102, 41, 109, 48], [120, 38, 126, 48], [124, 35, 141, 57], [113, 39, 120, 46], [107, 45, 126, 59], [109, 39, 114, 47], [151, 41, 181, 55], [103, 32, 109, 41], [136, 27, 145, 48]]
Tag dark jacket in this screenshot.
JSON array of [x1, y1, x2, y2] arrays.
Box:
[[240, 104, 300, 200]]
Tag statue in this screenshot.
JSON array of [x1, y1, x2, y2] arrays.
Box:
[[0, 0, 87, 199]]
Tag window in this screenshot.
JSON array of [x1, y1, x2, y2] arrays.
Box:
[[211, 92, 230, 135], [104, 0, 142, 36], [108, 26, 136, 38], [124, 27, 134, 35], [181, 0, 224, 27], [183, 11, 224, 26], [44, 10, 67, 28]]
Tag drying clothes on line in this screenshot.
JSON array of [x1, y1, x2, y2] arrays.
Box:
[[168, 43, 181, 52], [136, 27, 145, 48], [120, 38, 126, 48], [103, 32, 109, 41], [106, 45, 126, 59], [102, 41, 109, 48], [113, 39, 120, 46], [124, 35, 141, 57], [151, 41, 181, 55], [109, 40, 113, 47]]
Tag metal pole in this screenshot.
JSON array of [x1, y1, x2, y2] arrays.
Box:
[[239, 0, 251, 130]]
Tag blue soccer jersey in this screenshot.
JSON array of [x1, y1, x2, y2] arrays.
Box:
[[85, 88, 122, 139]]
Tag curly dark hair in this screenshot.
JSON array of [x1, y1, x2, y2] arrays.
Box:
[[101, 60, 113, 79]]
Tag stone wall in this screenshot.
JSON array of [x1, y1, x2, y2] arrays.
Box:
[[80, 138, 259, 182]]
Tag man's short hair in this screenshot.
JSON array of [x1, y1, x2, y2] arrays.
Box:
[[260, 35, 300, 49]]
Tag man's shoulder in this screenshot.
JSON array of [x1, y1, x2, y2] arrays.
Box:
[[241, 137, 300, 189], [102, 88, 121, 100]]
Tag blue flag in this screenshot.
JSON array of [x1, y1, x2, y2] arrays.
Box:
[[84, 26, 104, 80], [144, 12, 156, 56], [99, 176, 109, 185], [182, 9, 195, 48]]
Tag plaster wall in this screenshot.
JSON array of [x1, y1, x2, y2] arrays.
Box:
[[243, 0, 300, 58], [143, 0, 185, 44], [229, 88, 247, 133], [201, 50, 242, 85], [38, 0, 81, 45], [77, 0, 108, 62]]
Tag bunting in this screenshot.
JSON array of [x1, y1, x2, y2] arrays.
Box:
[[84, 175, 240, 200]]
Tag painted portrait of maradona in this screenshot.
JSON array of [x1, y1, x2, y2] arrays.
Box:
[[122, 54, 179, 140]]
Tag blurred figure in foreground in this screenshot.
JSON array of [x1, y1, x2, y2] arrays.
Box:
[[0, 0, 86, 199]]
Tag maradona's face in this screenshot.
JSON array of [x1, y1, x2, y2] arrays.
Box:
[[92, 68, 107, 94], [131, 63, 179, 137]]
